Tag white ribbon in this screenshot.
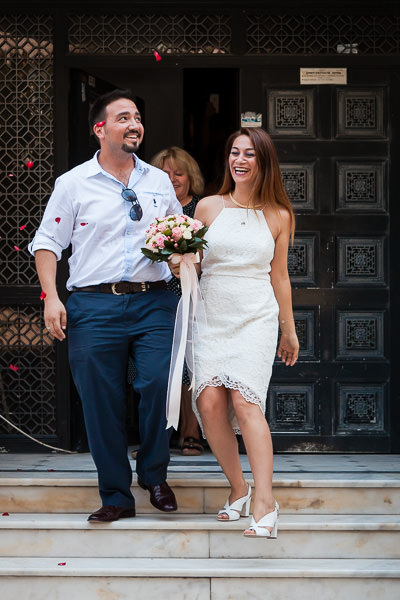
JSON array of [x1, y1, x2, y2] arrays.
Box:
[[166, 252, 207, 430]]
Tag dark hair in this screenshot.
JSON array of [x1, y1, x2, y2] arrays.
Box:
[[218, 127, 295, 240], [88, 88, 136, 133]]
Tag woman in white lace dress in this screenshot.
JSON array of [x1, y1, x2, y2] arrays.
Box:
[[170, 128, 299, 538]]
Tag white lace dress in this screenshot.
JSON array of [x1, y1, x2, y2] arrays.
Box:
[[193, 200, 279, 435]]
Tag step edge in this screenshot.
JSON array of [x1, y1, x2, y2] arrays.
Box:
[[0, 557, 399, 578]]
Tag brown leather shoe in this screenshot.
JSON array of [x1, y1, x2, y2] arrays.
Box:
[[87, 505, 136, 522], [138, 479, 177, 512]]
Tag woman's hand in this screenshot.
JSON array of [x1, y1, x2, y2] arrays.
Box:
[[277, 332, 299, 366]]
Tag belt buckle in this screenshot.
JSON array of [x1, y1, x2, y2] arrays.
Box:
[[141, 282, 148, 292], [111, 283, 124, 296]]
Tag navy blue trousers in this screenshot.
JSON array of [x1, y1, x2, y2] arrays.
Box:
[[66, 289, 178, 508]]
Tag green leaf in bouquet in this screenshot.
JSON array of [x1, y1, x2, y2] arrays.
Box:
[[141, 247, 157, 260], [196, 226, 208, 238], [180, 240, 188, 252], [188, 242, 203, 250], [141, 247, 165, 262]]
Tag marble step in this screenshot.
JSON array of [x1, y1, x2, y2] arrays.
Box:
[[1, 473, 399, 515], [0, 557, 399, 600], [1, 513, 399, 559]]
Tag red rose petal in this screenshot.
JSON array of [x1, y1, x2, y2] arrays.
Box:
[[154, 51, 162, 62], [8, 173, 14, 178], [26, 161, 34, 169], [95, 120, 105, 127], [14, 245, 21, 251], [40, 291, 47, 300], [2, 512, 9, 516], [58, 562, 66, 566], [55, 217, 61, 223], [19, 225, 27, 230], [80, 222, 88, 226], [9, 364, 18, 372]]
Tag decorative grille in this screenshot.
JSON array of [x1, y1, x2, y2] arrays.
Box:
[[247, 15, 400, 55], [337, 89, 385, 138], [337, 384, 385, 433], [68, 14, 231, 55], [0, 306, 56, 436], [288, 236, 316, 286], [0, 15, 54, 285], [337, 237, 385, 286], [267, 89, 315, 137], [337, 311, 385, 359], [337, 162, 386, 212], [281, 163, 315, 211], [268, 384, 317, 433]]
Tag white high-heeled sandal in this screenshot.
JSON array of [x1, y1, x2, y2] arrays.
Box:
[[244, 500, 279, 538], [217, 483, 252, 521]]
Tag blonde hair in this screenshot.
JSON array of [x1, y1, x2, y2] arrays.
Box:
[[151, 146, 204, 196], [219, 128, 295, 242]]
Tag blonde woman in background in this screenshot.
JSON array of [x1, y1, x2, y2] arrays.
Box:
[[151, 146, 205, 456]]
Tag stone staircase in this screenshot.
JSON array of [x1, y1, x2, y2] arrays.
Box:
[[0, 453, 399, 599]]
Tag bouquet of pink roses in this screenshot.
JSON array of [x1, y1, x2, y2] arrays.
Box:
[[141, 214, 208, 262]]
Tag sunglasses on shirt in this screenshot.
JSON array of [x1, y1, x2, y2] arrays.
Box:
[[121, 188, 143, 221]]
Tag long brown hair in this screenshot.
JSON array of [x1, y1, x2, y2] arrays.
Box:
[[218, 127, 295, 241]]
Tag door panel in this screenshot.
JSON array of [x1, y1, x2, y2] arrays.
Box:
[[253, 68, 391, 451]]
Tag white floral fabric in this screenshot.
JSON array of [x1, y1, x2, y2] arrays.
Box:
[[193, 202, 279, 435]]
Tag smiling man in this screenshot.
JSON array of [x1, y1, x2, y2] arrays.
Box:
[[29, 89, 181, 521]]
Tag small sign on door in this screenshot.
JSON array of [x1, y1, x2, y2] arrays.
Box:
[[240, 112, 262, 127], [300, 68, 347, 85]]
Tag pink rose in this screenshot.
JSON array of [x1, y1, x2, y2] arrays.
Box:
[[157, 221, 169, 233], [192, 220, 201, 232], [155, 234, 166, 248], [171, 227, 183, 240]]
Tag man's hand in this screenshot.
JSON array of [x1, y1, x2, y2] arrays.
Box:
[[168, 259, 181, 278], [44, 297, 67, 341]]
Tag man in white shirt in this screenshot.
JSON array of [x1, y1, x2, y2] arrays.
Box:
[[29, 89, 181, 521]]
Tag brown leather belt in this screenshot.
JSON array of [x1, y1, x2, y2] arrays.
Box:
[[72, 281, 168, 295]]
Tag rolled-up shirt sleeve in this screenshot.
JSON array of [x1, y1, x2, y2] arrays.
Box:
[[28, 178, 75, 260]]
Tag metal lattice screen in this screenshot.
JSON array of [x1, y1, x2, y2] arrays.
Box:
[[246, 14, 400, 54], [68, 14, 232, 55], [0, 15, 54, 285], [0, 16, 56, 441], [0, 306, 56, 436]]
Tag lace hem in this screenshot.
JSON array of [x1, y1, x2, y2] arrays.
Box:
[[193, 375, 264, 437]]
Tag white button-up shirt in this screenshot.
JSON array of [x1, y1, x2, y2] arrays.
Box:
[[29, 152, 181, 290]]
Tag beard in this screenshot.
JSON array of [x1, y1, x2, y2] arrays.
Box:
[[122, 138, 141, 153]]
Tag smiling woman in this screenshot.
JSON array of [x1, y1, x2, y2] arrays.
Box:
[[187, 127, 299, 537]]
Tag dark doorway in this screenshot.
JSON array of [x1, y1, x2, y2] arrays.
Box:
[[183, 68, 239, 193]]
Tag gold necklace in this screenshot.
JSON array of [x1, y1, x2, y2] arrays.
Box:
[[229, 192, 263, 210]]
